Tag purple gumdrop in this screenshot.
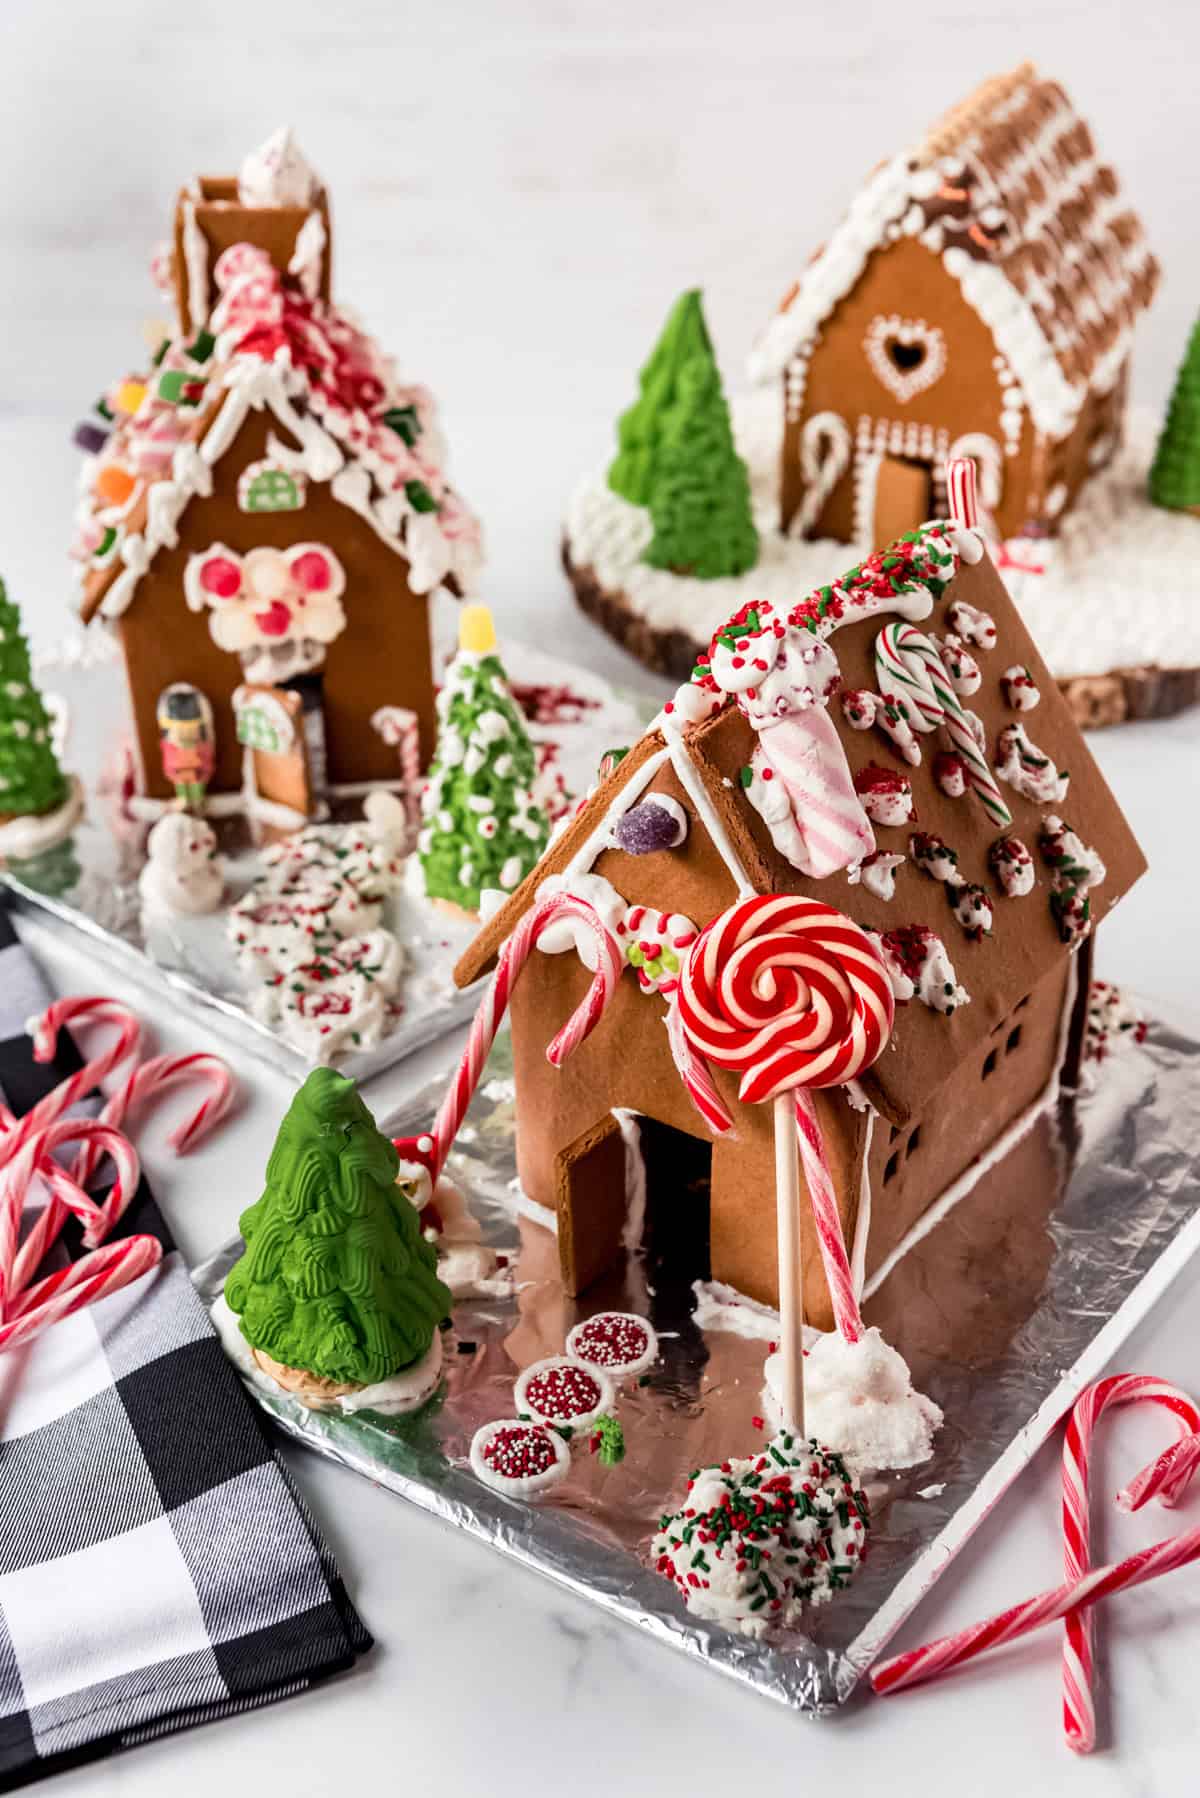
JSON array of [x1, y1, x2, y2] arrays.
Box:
[[614, 795, 688, 855], [73, 421, 110, 456]]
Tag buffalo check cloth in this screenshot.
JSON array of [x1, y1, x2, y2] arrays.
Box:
[[0, 911, 371, 1790]]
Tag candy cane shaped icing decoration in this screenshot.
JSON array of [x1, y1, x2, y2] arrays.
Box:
[[1061, 1375, 1200, 1753], [875, 623, 1012, 829], [430, 890, 623, 1181], [791, 411, 852, 539], [674, 897, 895, 1346]]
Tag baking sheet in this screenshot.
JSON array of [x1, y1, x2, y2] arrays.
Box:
[[1, 641, 652, 1083], [194, 1003, 1200, 1712]]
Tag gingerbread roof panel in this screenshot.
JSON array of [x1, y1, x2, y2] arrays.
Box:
[[457, 521, 1145, 1124], [751, 63, 1158, 439]]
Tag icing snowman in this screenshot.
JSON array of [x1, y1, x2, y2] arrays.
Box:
[[139, 813, 223, 915]]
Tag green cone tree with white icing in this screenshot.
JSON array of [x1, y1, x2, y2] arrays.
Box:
[[1150, 313, 1200, 513], [419, 605, 549, 915], [0, 579, 68, 821], [608, 289, 715, 506]]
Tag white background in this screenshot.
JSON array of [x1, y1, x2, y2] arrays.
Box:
[[3, 2, 1200, 1793]]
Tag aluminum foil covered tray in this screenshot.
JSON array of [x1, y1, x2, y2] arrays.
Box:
[[1, 641, 649, 1081], [194, 1007, 1200, 1713]]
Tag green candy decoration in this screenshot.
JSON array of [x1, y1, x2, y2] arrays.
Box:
[[1149, 313, 1200, 513], [0, 580, 69, 821], [225, 1068, 451, 1389], [608, 290, 714, 506], [419, 605, 550, 915], [643, 351, 759, 579]]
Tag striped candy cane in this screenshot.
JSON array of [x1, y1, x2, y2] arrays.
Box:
[[430, 891, 623, 1181], [0, 1117, 142, 1325], [4, 997, 142, 1161], [875, 623, 1012, 829], [872, 1372, 1200, 1718], [0, 1234, 162, 1355], [794, 1088, 861, 1342], [1062, 1375, 1200, 1752], [947, 455, 978, 530]]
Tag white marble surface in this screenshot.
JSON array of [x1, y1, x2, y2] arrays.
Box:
[[3, 1, 1200, 1790]]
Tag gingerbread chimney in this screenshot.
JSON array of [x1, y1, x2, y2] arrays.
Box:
[[172, 127, 332, 335]]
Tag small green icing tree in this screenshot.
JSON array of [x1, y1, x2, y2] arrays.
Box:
[[644, 354, 759, 578], [608, 290, 714, 506], [225, 1067, 451, 1387], [0, 580, 68, 819], [419, 606, 549, 915], [1150, 313, 1200, 512]]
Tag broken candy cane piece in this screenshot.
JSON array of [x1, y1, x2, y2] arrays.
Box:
[[847, 851, 906, 902], [996, 723, 1069, 805], [744, 709, 875, 876], [947, 598, 997, 650], [909, 831, 962, 886], [1002, 665, 1040, 710], [989, 836, 1035, 897], [950, 883, 993, 941], [852, 762, 915, 827], [933, 750, 968, 798]]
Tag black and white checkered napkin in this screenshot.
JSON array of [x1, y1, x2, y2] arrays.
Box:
[[0, 910, 371, 1788]]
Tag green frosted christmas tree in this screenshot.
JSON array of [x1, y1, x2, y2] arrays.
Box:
[[1149, 314, 1200, 513], [419, 605, 549, 915], [644, 355, 759, 579], [0, 579, 68, 820], [608, 289, 714, 505], [225, 1067, 451, 1388]]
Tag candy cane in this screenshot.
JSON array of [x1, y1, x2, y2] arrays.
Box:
[[674, 898, 895, 1348], [946, 455, 978, 530], [872, 1373, 1200, 1708], [430, 891, 623, 1181], [0, 1235, 162, 1355], [7, 997, 143, 1157], [74, 1051, 235, 1186], [0, 1118, 142, 1325], [1061, 1375, 1200, 1752], [875, 623, 1012, 829]]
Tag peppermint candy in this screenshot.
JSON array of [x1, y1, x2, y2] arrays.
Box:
[[617, 904, 699, 995]]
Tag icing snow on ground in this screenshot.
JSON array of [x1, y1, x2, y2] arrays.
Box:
[[564, 396, 1200, 684]]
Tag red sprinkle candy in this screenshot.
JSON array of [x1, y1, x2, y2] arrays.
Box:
[[571, 1314, 650, 1371], [481, 1425, 555, 1480], [524, 1364, 602, 1420]]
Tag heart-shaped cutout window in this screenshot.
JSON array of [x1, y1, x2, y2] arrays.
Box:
[[864, 315, 947, 402]]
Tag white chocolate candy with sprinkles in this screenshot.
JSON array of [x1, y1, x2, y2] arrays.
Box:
[[950, 883, 993, 941], [566, 1311, 659, 1380], [1001, 665, 1041, 710], [470, 1419, 570, 1499], [933, 750, 968, 798], [852, 763, 914, 828], [909, 832, 962, 886], [848, 851, 906, 902], [946, 599, 997, 650], [872, 925, 969, 1015], [996, 723, 1070, 805], [989, 836, 1035, 897], [514, 1356, 615, 1432], [935, 632, 982, 696]]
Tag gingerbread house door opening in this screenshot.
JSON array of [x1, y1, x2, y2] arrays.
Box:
[[868, 454, 935, 545], [555, 1111, 711, 1305]]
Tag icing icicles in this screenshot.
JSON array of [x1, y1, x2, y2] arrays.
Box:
[[996, 723, 1070, 805]]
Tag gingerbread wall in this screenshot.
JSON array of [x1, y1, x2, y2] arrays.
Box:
[[115, 406, 437, 802], [780, 236, 1037, 542]]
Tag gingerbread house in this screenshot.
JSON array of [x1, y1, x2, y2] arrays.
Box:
[[455, 519, 1144, 1332], [71, 129, 481, 815], [752, 64, 1158, 548]]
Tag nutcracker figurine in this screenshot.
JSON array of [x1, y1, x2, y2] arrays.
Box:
[[156, 683, 216, 811]]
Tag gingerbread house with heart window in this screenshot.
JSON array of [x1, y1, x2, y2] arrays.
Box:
[[751, 63, 1158, 548], [71, 129, 481, 819], [455, 511, 1145, 1331]]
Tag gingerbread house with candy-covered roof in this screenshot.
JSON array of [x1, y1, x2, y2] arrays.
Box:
[[71, 128, 481, 818], [752, 63, 1158, 549], [455, 508, 1144, 1331]]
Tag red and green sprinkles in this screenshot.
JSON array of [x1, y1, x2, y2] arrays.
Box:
[[651, 1434, 870, 1634], [523, 1362, 602, 1421]]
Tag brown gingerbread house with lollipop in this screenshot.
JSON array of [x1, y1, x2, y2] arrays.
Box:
[[751, 63, 1158, 548], [71, 128, 480, 818], [455, 514, 1144, 1332]]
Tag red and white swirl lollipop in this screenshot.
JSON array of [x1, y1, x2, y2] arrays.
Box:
[[675, 897, 895, 1426]]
